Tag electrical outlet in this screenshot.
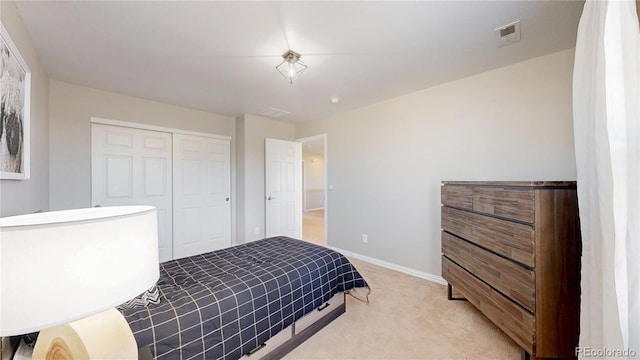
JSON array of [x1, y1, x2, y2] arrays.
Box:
[[362, 234, 368, 243], [254, 227, 260, 235]]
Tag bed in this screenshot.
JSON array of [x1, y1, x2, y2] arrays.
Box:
[[121, 236, 369, 359]]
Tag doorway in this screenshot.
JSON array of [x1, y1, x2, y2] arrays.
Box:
[[297, 134, 327, 246]]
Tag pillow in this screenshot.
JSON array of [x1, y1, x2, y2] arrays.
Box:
[[117, 285, 161, 310]]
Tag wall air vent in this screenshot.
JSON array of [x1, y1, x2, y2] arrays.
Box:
[[260, 107, 291, 119], [495, 20, 521, 47]]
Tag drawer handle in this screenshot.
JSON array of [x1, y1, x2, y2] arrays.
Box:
[[317, 302, 330, 312], [246, 343, 266, 356]]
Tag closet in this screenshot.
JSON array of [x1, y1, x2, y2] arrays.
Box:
[[91, 121, 231, 262]]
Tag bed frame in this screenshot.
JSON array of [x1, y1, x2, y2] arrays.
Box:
[[243, 292, 346, 360]]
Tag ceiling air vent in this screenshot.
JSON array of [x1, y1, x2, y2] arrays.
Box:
[[260, 107, 291, 119], [495, 20, 521, 47]]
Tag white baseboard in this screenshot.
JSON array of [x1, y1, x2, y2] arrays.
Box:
[[327, 246, 447, 286]]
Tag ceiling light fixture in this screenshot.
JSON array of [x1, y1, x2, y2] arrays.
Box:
[[276, 50, 307, 84]]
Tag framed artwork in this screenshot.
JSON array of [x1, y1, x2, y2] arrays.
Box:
[[1, 22, 30, 180]]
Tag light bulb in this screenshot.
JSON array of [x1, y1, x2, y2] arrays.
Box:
[[288, 64, 295, 79]]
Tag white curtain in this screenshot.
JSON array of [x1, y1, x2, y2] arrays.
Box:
[[573, 1, 639, 358]]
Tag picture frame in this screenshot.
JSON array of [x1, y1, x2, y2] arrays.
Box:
[[1, 21, 31, 180]]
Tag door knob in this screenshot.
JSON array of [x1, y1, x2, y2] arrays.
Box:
[[226, 197, 230, 201], [267, 196, 276, 200]]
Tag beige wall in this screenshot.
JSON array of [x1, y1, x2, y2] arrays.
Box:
[[235, 114, 295, 243], [235, 115, 247, 242], [48, 80, 235, 211], [302, 153, 324, 191], [296, 49, 577, 277], [0, 1, 50, 216]]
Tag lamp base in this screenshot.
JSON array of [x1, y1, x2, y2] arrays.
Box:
[[32, 308, 137, 360]]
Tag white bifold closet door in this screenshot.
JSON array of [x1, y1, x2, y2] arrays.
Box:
[[91, 123, 231, 262], [91, 124, 174, 262], [172, 134, 231, 259]]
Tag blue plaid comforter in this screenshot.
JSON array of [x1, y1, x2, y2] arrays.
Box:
[[122, 236, 368, 359]]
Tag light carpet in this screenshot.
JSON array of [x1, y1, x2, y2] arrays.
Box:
[[284, 257, 521, 359]]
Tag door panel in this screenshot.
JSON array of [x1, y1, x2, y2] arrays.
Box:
[[143, 158, 167, 196], [105, 156, 133, 197], [173, 134, 231, 259], [91, 124, 173, 262], [265, 138, 302, 239]]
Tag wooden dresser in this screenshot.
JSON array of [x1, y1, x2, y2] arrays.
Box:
[[441, 181, 581, 359]]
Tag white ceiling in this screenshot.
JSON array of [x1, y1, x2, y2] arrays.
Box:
[[15, 1, 584, 123]]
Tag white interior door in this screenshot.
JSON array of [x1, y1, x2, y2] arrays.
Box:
[[265, 138, 302, 239], [173, 134, 231, 259], [91, 124, 173, 262]]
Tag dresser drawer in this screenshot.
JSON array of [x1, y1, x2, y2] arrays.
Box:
[[442, 232, 535, 312], [441, 207, 535, 267], [442, 257, 534, 352], [472, 187, 535, 223], [441, 185, 472, 210]]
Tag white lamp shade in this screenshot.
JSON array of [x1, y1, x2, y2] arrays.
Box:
[[0, 206, 159, 336]]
